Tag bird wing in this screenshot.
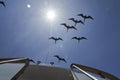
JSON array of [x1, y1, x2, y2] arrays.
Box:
[[87, 16, 94, 20], [60, 23, 68, 27], [49, 37, 55, 40], [71, 26, 77, 30], [53, 55, 59, 58], [68, 18, 75, 22], [81, 37, 87, 40], [77, 14, 82, 16], [50, 62, 54, 65], [60, 23, 66, 25], [60, 23, 68, 28], [37, 61, 41, 64], [29, 59, 35, 63], [62, 58, 67, 63], [78, 14, 86, 22], [72, 37, 77, 39], [58, 37, 63, 41], [78, 20, 84, 24], [0, 1, 5, 7], [78, 13, 84, 17]]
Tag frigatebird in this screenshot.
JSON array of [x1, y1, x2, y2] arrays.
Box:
[[0, 1, 5, 7], [28, 59, 35, 63], [68, 25, 77, 31], [68, 18, 84, 26], [37, 61, 41, 65], [50, 62, 54, 65], [60, 23, 69, 28], [72, 36, 87, 43], [61, 23, 77, 32], [49, 37, 63, 44], [53, 55, 67, 63], [77, 13, 94, 22], [60, 23, 70, 32]]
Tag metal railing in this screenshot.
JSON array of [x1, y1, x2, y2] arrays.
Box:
[[0, 58, 29, 80], [72, 64, 98, 80], [0, 58, 27, 64]]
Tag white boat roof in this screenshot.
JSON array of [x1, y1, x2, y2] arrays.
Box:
[[0, 58, 119, 80], [17, 64, 73, 80]]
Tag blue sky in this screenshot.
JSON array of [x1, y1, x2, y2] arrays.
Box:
[[0, 0, 120, 78]]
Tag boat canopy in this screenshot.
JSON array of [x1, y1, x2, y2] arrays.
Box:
[[0, 58, 119, 80]]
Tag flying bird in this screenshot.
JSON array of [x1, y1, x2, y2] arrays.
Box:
[[68, 18, 84, 26], [61, 23, 77, 32], [60, 23, 69, 28], [72, 36, 87, 43], [68, 25, 77, 30], [53, 55, 67, 63], [28, 59, 35, 63], [50, 62, 54, 65], [77, 13, 94, 22], [0, 1, 5, 7], [60, 23, 70, 32], [37, 61, 41, 65], [49, 37, 63, 44]]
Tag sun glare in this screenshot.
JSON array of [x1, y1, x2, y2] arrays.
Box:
[[27, 4, 31, 8], [46, 10, 56, 21]]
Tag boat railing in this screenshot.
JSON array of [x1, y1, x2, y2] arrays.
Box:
[[0, 58, 29, 80], [71, 64, 98, 80], [71, 63, 120, 80], [0, 58, 27, 64]]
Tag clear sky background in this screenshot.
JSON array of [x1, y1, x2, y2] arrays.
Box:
[[0, 0, 120, 78]]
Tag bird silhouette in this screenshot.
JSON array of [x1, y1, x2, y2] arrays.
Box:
[[72, 36, 87, 43], [60, 23, 70, 32], [68, 18, 84, 26], [77, 13, 94, 22], [50, 62, 54, 65], [53, 55, 67, 63], [61, 23, 77, 32], [37, 61, 41, 65], [68, 25, 77, 30], [28, 59, 35, 63], [60, 23, 69, 28], [49, 37, 63, 44], [0, 1, 5, 7]]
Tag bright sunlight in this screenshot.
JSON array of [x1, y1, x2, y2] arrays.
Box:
[[46, 10, 56, 21]]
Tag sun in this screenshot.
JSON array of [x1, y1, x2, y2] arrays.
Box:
[[27, 4, 31, 8], [46, 10, 56, 21]]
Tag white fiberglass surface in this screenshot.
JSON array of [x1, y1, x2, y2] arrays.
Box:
[[0, 63, 25, 80], [71, 70, 110, 80]]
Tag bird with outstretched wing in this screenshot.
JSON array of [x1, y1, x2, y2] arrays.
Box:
[[28, 59, 36, 63], [61, 23, 77, 32], [72, 36, 87, 43], [49, 37, 63, 44], [68, 18, 84, 26], [53, 55, 67, 63], [77, 13, 94, 22]]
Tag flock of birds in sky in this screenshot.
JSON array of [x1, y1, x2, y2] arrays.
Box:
[[0, 0, 94, 65], [28, 55, 67, 65], [49, 13, 94, 63], [1, 1, 120, 79], [49, 13, 94, 43]]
